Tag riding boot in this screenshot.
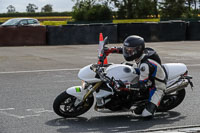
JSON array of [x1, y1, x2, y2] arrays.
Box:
[[142, 102, 157, 118], [134, 104, 145, 115]]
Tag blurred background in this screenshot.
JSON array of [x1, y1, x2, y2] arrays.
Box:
[[0, 0, 200, 26]]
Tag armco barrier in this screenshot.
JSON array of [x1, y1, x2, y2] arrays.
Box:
[[0, 21, 199, 46], [118, 22, 186, 42], [0, 26, 46, 46], [118, 23, 152, 42], [186, 22, 200, 40], [158, 21, 186, 41], [47, 24, 117, 45]]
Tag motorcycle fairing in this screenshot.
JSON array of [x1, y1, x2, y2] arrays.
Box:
[[78, 64, 101, 83], [96, 89, 113, 107], [66, 86, 88, 100], [163, 63, 187, 79], [163, 63, 188, 87]]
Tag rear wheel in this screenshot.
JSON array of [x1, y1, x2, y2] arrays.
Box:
[[53, 91, 94, 118], [157, 89, 186, 112]]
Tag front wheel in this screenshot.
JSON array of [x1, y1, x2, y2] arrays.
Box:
[[53, 91, 94, 118], [157, 88, 186, 112]]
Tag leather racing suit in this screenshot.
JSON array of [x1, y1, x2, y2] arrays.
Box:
[[105, 47, 167, 116], [136, 48, 166, 116]]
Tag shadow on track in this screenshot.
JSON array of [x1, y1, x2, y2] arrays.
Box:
[[46, 111, 186, 133]]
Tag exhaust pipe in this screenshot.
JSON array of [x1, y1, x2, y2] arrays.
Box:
[[165, 79, 189, 94]]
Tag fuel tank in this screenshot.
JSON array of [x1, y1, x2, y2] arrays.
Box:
[[105, 64, 138, 83]]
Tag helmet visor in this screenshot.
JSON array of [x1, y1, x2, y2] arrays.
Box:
[[123, 46, 137, 57]]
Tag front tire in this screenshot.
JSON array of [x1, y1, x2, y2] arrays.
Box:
[[53, 91, 94, 118], [157, 89, 186, 112]]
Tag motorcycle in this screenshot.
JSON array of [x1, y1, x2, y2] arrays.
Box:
[[53, 35, 193, 118]]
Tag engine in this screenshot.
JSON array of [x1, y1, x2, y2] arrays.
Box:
[[95, 84, 133, 111]]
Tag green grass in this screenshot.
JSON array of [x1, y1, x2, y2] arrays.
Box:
[[40, 21, 67, 26], [0, 16, 70, 26], [0, 17, 160, 26], [41, 19, 160, 26]]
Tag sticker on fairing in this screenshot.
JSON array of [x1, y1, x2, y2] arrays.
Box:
[[75, 87, 81, 92]]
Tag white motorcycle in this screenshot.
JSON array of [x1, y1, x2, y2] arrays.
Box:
[[53, 37, 193, 118]]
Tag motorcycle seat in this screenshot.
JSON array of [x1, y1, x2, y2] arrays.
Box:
[[162, 63, 187, 81]]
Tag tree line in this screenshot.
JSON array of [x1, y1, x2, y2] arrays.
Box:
[[72, 0, 200, 21], [109, 0, 200, 18], [7, 3, 53, 13], [4, 0, 200, 21]]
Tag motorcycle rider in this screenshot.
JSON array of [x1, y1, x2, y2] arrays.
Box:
[[104, 35, 166, 118]]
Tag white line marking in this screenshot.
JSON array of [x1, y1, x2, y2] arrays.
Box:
[[26, 108, 53, 113], [187, 64, 200, 67], [0, 68, 80, 74], [0, 108, 15, 111], [133, 124, 200, 133], [0, 108, 53, 119], [0, 111, 40, 119], [0, 63, 199, 74]]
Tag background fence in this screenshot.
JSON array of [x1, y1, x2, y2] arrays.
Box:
[[0, 21, 200, 46], [0, 26, 46, 46]]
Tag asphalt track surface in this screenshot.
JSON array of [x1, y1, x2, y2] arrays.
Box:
[[0, 41, 200, 133]]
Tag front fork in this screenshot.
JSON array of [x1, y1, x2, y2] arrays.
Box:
[[83, 82, 102, 102]]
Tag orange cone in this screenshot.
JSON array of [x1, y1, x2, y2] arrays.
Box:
[[99, 33, 104, 42], [98, 33, 108, 65]]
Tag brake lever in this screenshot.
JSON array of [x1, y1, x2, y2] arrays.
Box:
[[188, 78, 194, 90]]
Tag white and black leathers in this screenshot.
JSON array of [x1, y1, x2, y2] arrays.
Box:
[[135, 48, 166, 117]]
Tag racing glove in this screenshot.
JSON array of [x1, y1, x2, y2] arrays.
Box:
[[109, 78, 126, 91]]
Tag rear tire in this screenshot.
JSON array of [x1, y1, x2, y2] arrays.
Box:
[[53, 91, 94, 118], [157, 89, 186, 112]]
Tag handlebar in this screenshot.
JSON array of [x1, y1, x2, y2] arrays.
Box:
[[90, 64, 112, 83], [90, 64, 119, 93]]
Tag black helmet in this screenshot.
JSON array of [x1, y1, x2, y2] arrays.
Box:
[[123, 35, 145, 61]]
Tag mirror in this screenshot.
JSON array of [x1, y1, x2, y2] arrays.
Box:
[[104, 36, 108, 45]]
